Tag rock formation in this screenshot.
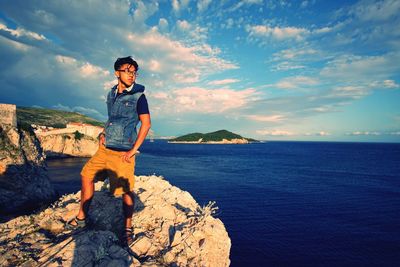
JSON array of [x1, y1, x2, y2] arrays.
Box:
[[0, 104, 17, 127], [38, 134, 99, 158], [0, 175, 231, 266], [0, 123, 56, 217]]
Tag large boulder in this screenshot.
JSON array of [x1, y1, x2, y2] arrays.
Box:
[[0, 175, 231, 266], [0, 124, 56, 217]]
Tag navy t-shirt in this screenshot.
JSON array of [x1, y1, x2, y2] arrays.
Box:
[[137, 94, 150, 115]]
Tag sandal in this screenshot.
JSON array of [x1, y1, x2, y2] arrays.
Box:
[[65, 216, 87, 231], [123, 227, 135, 247]]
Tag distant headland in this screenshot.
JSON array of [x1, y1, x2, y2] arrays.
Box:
[[168, 129, 258, 144]]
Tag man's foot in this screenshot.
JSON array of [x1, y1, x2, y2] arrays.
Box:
[[65, 216, 87, 231], [124, 227, 135, 247]]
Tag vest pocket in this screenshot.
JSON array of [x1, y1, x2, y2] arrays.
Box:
[[120, 100, 136, 117], [105, 122, 123, 143]]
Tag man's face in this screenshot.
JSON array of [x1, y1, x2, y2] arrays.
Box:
[[115, 63, 136, 87]]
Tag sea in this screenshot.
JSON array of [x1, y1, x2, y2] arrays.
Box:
[[46, 140, 400, 267]]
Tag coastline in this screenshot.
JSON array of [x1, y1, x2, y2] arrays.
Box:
[[168, 138, 251, 144]]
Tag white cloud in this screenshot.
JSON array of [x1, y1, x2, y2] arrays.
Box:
[[158, 18, 169, 31], [328, 86, 368, 99], [256, 129, 295, 136], [225, 18, 234, 29], [246, 115, 285, 122], [172, 0, 190, 14], [230, 0, 263, 11], [350, 0, 400, 22], [383, 79, 399, 88], [148, 59, 162, 72], [80, 63, 109, 78], [125, 30, 238, 84], [301, 1, 309, 8], [316, 131, 330, 136], [313, 27, 333, 34], [320, 53, 400, 84], [275, 76, 319, 89], [0, 23, 46, 40], [273, 62, 305, 71], [197, 0, 212, 12], [151, 92, 169, 99], [243, 0, 262, 3], [247, 21, 343, 45], [347, 131, 381, 136], [154, 86, 258, 114], [208, 79, 240, 86], [273, 48, 318, 60], [175, 20, 209, 42], [0, 35, 30, 51], [131, 1, 159, 26], [247, 25, 309, 41], [55, 55, 109, 78], [304, 131, 331, 136], [103, 80, 116, 91], [177, 20, 191, 31], [55, 55, 76, 65]]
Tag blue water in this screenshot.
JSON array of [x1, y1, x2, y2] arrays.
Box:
[[47, 140, 400, 266]]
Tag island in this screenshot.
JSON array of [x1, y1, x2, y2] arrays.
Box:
[[168, 129, 258, 144]]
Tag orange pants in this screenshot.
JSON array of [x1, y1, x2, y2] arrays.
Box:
[[80, 144, 135, 196]]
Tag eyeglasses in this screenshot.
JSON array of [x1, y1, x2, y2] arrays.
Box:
[[118, 68, 137, 76]]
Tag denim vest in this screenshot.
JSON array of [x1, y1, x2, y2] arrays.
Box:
[[104, 83, 145, 150]]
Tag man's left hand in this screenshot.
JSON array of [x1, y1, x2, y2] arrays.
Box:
[[122, 149, 138, 163]]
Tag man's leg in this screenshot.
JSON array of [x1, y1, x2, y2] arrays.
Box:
[[68, 176, 94, 227], [68, 145, 107, 227], [122, 191, 135, 246], [106, 151, 135, 245], [77, 176, 94, 219], [122, 191, 135, 228]]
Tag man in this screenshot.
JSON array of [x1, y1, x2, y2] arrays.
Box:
[[66, 56, 151, 247]]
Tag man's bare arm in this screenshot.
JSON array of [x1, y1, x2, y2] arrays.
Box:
[[122, 114, 151, 163]]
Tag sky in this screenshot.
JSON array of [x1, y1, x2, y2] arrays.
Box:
[[0, 0, 399, 142]]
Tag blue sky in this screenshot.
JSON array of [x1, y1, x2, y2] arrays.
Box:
[[0, 0, 399, 142]]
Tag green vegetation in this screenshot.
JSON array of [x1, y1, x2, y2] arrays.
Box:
[[0, 126, 9, 151], [0, 126, 19, 156], [17, 121, 35, 136], [62, 134, 71, 140], [16, 106, 104, 128], [170, 129, 258, 142], [74, 130, 84, 140], [171, 132, 204, 142]]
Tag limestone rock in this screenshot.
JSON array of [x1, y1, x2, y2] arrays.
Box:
[[0, 175, 231, 266], [131, 236, 152, 256], [38, 133, 99, 158], [0, 124, 56, 216]]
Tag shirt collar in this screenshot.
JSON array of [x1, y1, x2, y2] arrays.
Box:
[[115, 83, 134, 96]]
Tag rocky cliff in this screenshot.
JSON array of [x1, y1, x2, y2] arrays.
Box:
[[0, 175, 231, 266], [38, 133, 98, 158], [0, 124, 56, 217]]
